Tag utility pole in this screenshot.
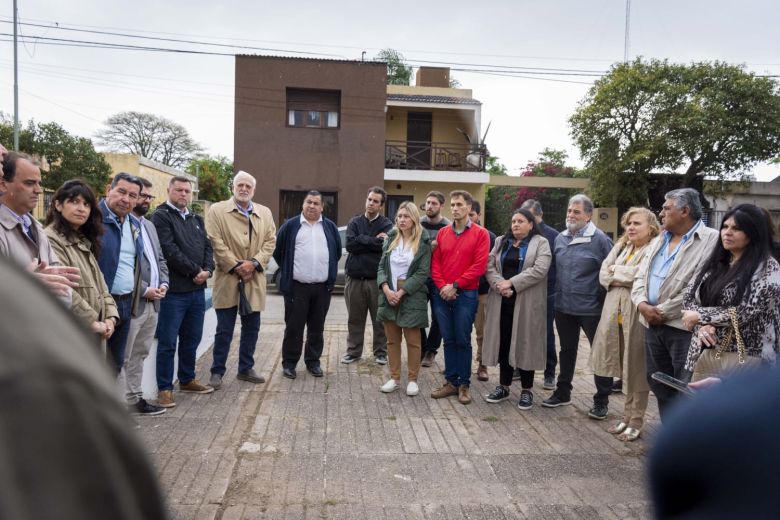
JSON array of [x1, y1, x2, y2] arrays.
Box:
[[624, 0, 631, 63], [13, 0, 20, 150]]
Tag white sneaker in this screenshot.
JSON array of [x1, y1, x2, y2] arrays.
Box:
[[406, 381, 419, 396], [380, 379, 399, 393]]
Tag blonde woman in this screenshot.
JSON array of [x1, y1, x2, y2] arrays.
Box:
[[590, 207, 660, 441], [376, 202, 432, 396]]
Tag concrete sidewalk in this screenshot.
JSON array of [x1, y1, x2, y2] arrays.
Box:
[[140, 294, 655, 519]]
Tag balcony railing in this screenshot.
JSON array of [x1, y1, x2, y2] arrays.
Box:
[[385, 140, 487, 172]]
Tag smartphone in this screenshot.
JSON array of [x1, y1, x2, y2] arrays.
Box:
[[651, 372, 695, 396]]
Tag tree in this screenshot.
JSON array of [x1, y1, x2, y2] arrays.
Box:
[[375, 48, 412, 86], [186, 155, 233, 202], [485, 155, 508, 176], [0, 117, 111, 192], [485, 149, 579, 232], [570, 59, 780, 207], [95, 111, 203, 169]]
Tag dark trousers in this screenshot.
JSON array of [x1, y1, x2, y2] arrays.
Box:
[[498, 302, 534, 388], [544, 294, 557, 379], [345, 276, 386, 358], [645, 324, 693, 421], [555, 311, 601, 400], [211, 306, 260, 376], [433, 289, 478, 387], [156, 289, 205, 391], [107, 294, 133, 374], [281, 282, 331, 370], [420, 279, 442, 356], [594, 375, 614, 406]]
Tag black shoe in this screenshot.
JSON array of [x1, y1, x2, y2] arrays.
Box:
[[611, 379, 623, 393], [517, 390, 534, 410], [282, 367, 297, 379], [341, 354, 360, 364], [237, 368, 265, 384], [307, 365, 324, 377], [512, 368, 522, 381], [588, 404, 609, 420], [541, 393, 572, 408], [375, 355, 388, 365], [484, 385, 510, 403], [129, 398, 166, 416]]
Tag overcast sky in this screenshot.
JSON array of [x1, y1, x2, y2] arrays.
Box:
[[2, 0, 779, 180]]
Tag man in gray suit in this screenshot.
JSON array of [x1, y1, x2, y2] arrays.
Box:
[[123, 178, 169, 416]]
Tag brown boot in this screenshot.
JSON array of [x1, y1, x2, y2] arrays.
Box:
[[421, 351, 436, 367], [179, 379, 215, 394], [458, 385, 472, 405], [477, 365, 488, 381], [430, 382, 458, 399], [157, 390, 176, 408]]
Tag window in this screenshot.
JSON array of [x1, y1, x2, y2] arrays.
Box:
[[286, 88, 341, 129], [279, 190, 338, 224]]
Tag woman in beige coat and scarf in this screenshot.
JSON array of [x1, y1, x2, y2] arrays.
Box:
[[44, 180, 119, 352], [482, 208, 551, 410], [590, 207, 660, 441]]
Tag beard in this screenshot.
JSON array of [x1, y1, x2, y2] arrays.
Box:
[[133, 204, 149, 216], [566, 219, 587, 234]]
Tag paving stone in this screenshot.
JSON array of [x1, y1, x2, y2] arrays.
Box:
[[141, 294, 654, 518]]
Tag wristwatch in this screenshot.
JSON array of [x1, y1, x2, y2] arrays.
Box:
[[452, 281, 459, 292]]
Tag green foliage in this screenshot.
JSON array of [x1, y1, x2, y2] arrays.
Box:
[[485, 155, 508, 176], [0, 118, 111, 192], [186, 155, 233, 202], [485, 149, 580, 233], [375, 48, 412, 86], [570, 58, 780, 207]]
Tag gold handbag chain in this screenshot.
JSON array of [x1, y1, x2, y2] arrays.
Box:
[[715, 307, 746, 364]]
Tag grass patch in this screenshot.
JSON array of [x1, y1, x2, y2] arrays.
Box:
[[387, 416, 396, 421], [482, 416, 499, 423]]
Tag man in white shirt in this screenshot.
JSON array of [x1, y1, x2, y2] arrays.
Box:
[[273, 191, 342, 380]]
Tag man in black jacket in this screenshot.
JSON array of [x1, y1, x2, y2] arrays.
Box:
[[341, 187, 393, 365], [152, 176, 215, 408]]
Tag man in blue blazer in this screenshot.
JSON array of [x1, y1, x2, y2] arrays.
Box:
[[97, 172, 145, 375], [273, 191, 341, 380]]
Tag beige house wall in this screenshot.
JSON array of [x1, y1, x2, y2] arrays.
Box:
[[384, 180, 486, 221], [385, 107, 476, 144], [103, 153, 198, 206], [387, 84, 473, 99]]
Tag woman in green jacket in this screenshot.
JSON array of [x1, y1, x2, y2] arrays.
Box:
[[377, 201, 432, 396]]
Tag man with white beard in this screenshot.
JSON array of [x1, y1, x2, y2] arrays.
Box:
[[542, 194, 612, 411]]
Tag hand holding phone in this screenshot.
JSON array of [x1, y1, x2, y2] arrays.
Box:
[[651, 372, 695, 396]]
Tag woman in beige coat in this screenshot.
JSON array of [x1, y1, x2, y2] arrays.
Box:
[[589, 207, 660, 441], [482, 208, 551, 410], [44, 180, 119, 352]]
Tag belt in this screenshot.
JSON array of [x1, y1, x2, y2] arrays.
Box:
[[111, 293, 133, 302], [293, 280, 326, 285]]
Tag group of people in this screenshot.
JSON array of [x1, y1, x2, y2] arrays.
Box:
[[2, 146, 779, 438], [344, 185, 780, 444]]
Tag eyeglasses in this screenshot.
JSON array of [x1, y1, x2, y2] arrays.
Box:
[[140, 194, 155, 201]]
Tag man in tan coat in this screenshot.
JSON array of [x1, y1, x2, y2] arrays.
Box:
[[206, 171, 276, 389]]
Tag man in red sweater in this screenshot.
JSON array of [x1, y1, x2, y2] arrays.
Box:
[[430, 190, 490, 404]]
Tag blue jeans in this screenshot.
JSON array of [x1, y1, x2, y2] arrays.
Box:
[[107, 295, 133, 374], [433, 289, 478, 387], [211, 306, 260, 376], [544, 294, 557, 379], [156, 289, 205, 391]]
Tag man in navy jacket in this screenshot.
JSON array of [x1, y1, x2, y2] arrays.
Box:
[[273, 191, 341, 380], [97, 172, 145, 375]]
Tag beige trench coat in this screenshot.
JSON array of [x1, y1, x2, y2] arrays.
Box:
[[206, 199, 277, 312], [589, 242, 652, 394], [483, 234, 551, 371]]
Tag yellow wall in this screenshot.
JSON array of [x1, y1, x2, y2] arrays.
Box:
[[387, 84, 473, 99], [103, 153, 197, 205], [385, 107, 476, 144], [384, 180, 486, 222]]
